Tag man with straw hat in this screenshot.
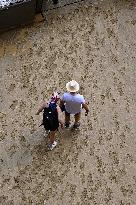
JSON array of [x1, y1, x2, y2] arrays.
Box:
[[60, 80, 89, 129]]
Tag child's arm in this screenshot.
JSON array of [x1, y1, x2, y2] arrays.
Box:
[[57, 106, 64, 128], [36, 101, 47, 115]]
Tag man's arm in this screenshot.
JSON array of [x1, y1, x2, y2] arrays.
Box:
[[82, 103, 89, 116]]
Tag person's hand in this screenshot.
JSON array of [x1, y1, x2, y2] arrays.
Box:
[[60, 121, 64, 129], [85, 110, 89, 116]]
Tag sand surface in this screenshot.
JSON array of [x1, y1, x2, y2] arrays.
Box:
[[0, 0, 136, 204]]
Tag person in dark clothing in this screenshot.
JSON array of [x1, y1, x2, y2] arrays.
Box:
[[36, 92, 64, 150]]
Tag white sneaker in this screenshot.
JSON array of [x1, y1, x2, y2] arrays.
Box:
[[48, 141, 57, 151]]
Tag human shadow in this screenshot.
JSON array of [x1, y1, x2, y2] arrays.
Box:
[[31, 126, 81, 161]]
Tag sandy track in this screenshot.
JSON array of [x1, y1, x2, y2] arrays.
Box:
[[0, 0, 136, 204]]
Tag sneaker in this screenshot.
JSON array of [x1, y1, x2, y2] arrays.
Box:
[[65, 123, 70, 128], [73, 123, 80, 129], [48, 141, 57, 151]]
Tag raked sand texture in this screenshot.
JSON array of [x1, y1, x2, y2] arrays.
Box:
[[0, 0, 136, 204]]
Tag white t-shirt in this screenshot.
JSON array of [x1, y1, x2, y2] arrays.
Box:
[[62, 92, 85, 114]]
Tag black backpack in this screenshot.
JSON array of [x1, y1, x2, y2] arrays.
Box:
[[42, 103, 59, 131]]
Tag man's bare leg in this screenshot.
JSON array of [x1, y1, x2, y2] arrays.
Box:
[[74, 113, 81, 128]]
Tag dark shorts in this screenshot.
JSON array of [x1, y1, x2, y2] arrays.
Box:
[[65, 110, 70, 116], [65, 111, 81, 116], [44, 122, 59, 131]]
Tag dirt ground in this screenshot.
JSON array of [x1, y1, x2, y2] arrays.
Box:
[[0, 0, 136, 204]]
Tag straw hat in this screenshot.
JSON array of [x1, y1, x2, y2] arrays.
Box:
[[66, 80, 80, 92]]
